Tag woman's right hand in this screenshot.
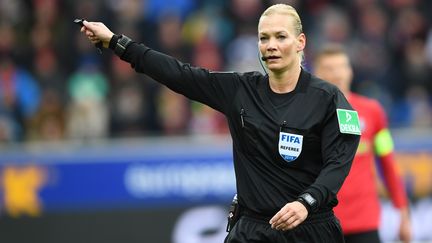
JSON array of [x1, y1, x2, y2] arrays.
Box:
[[80, 21, 114, 48]]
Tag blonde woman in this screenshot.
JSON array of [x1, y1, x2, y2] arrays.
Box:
[[81, 4, 360, 242]]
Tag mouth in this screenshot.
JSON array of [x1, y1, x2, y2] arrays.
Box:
[[266, 55, 281, 61]]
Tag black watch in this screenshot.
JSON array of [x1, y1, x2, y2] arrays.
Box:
[[297, 193, 317, 212], [114, 34, 132, 57]]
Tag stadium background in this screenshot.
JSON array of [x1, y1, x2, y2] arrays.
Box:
[[0, 0, 432, 242]]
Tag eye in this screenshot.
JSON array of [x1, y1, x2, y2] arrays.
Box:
[[259, 36, 268, 42], [277, 35, 286, 40]]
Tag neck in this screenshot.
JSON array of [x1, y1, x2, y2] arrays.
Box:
[[268, 66, 301, 93], [343, 90, 351, 99], [339, 85, 351, 98]]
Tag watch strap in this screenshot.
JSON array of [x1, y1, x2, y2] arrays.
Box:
[[297, 193, 318, 213], [114, 34, 132, 57]]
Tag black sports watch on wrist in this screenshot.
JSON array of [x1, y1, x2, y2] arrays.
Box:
[[114, 34, 132, 57], [297, 193, 318, 213]]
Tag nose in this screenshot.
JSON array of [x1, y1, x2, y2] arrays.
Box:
[[266, 37, 277, 51]]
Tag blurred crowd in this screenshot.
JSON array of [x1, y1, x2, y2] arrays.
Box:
[[0, 0, 431, 143]]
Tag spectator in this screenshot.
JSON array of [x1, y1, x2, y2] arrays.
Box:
[[0, 22, 41, 142], [108, 55, 160, 137], [0, 0, 430, 142], [66, 55, 109, 140]]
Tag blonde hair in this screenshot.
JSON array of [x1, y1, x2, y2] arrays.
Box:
[[260, 4, 303, 35], [259, 4, 305, 65]]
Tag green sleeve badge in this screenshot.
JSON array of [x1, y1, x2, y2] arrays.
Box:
[[336, 109, 361, 135]]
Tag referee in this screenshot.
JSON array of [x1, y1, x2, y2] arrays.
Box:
[[80, 4, 360, 243]]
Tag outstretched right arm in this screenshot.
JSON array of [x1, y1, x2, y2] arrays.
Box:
[[80, 21, 240, 114]]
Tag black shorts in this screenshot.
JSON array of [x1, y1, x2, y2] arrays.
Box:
[[225, 211, 344, 243], [344, 230, 381, 243]]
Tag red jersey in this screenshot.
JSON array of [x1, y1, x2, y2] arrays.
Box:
[[334, 93, 408, 234]]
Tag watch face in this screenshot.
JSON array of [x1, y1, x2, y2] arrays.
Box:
[[304, 193, 316, 205]]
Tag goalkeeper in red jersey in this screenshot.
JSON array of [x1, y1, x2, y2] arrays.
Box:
[[313, 44, 411, 243]]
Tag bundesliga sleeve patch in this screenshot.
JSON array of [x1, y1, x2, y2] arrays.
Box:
[[336, 109, 361, 135]]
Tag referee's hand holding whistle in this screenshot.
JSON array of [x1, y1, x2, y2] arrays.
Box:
[[269, 201, 308, 231], [80, 21, 114, 48]]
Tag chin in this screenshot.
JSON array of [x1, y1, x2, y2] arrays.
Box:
[[267, 65, 284, 73]]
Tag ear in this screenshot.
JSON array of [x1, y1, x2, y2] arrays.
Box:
[[296, 33, 306, 52]]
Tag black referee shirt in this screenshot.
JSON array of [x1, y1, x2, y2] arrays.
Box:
[[117, 43, 360, 216]]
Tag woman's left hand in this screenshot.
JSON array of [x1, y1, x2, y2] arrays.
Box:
[[269, 201, 308, 231]]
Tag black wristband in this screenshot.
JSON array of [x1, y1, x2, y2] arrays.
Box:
[[297, 193, 318, 213], [112, 34, 132, 57]]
